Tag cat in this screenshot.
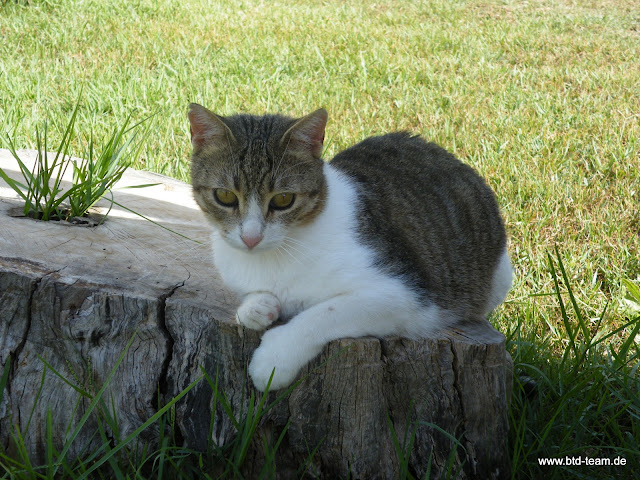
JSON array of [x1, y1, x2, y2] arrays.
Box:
[[188, 103, 513, 392]]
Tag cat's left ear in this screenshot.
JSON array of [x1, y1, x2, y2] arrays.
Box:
[[281, 109, 328, 159]]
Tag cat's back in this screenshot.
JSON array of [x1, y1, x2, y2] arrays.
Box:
[[331, 132, 479, 190], [329, 132, 508, 319]]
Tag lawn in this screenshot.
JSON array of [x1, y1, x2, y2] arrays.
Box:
[[1, 0, 639, 478]]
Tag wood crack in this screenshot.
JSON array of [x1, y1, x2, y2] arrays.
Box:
[[156, 279, 187, 402], [5, 266, 66, 391]]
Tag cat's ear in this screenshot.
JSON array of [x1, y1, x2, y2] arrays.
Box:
[[188, 103, 235, 150], [281, 108, 328, 159]]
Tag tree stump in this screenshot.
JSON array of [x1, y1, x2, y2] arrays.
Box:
[[0, 149, 512, 479]]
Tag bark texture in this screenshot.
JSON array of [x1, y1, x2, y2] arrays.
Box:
[[0, 149, 512, 479]]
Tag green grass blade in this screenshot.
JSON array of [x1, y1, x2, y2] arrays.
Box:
[[212, 380, 241, 432], [386, 413, 415, 480], [7, 427, 40, 479], [108, 199, 203, 244], [614, 316, 640, 369], [554, 245, 590, 343], [260, 419, 291, 479], [0, 166, 30, 204], [1, 138, 40, 213], [24, 366, 48, 437], [95, 415, 126, 480], [116, 183, 162, 190], [547, 250, 576, 364], [295, 435, 325, 479], [35, 355, 92, 399], [623, 279, 640, 306], [51, 89, 81, 175]]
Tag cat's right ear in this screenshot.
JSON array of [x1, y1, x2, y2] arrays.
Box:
[[188, 103, 235, 150]]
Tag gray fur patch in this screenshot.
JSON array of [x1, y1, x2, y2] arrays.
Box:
[[330, 132, 507, 318]]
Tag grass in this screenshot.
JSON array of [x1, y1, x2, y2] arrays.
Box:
[[508, 250, 640, 478], [0, 0, 639, 478]]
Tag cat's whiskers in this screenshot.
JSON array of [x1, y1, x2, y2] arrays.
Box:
[[273, 243, 285, 264], [286, 232, 335, 258], [282, 236, 316, 256], [276, 242, 304, 265], [280, 239, 315, 264], [275, 235, 318, 265], [285, 243, 313, 261]]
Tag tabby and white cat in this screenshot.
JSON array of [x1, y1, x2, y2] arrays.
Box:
[[188, 104, 512, 392]]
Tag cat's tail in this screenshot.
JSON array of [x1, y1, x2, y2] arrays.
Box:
[[483, 248, 513, 317]]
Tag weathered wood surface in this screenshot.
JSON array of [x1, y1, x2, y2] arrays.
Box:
[[0, 149, 512, 479]]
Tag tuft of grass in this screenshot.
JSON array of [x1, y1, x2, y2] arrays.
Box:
[[1, 96, 150, 223], [508, 248, 640, 479]]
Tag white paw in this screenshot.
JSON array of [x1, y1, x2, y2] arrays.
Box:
[[249, 327, 309, 392], [236, 292, 281, 331]]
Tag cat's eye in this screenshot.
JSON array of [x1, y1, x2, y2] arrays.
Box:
[[269, 192, 295, 210], [213, 189, 239, 207]]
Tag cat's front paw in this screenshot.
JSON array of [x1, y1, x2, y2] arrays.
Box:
[[249, 327, 307, 392], [236, 292, 281, 330]]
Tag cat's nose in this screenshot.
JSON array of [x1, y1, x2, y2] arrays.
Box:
[[241, 234, 263, 249]]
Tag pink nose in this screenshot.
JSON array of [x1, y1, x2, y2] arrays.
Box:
[[241, 235, 263, 249]]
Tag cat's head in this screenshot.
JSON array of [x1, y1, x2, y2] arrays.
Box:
[[188, 103, 328, 252]]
